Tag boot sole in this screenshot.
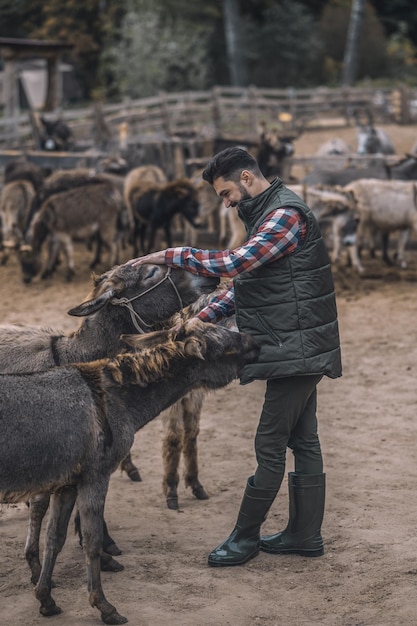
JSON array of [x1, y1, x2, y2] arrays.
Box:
[[208, 549, 260, 567], [260, 546, 324, 557]]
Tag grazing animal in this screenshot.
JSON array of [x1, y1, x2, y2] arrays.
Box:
[[315, 138, 352, 157], [41, 168, 125, 201], [257, 122, 296, 181], [287, 184, 360, 269], [4, 159, 45, 193], [0, 179, 37, 261], [123, 165, 168, 204], [302, 154, 417, 187], [0, 320, 259, 625], [159, 288, 240, 510], [18, 181, 130, 282], [130, 178, 200, 254], [353, 109, 395, 155], [0, 160, 44, 264], [0, 262, 220, 579], [219, 203, 247, 250], [187, 167, 222, 245], [40, 116, 74, 151], [342, 178, 417, 272]]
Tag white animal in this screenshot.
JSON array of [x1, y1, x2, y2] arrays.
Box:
[[287, 184, 359, 268], [342, 179, 417, 272]]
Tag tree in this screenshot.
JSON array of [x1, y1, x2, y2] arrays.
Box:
[[342, 0, 366, 86], [222, 0, 248, 86], [320, 1, 388, 85]]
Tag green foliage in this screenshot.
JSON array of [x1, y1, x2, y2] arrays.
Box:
[[386, 25, 417, 81], [320, 1, 389, 82], [108, 9, 213, 99], [243, 1, 324, 87]]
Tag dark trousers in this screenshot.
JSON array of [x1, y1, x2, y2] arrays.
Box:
[[253, 375, 323, 490]]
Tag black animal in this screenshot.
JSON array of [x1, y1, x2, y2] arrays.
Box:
[[130, 178, 200, 254], [257, 122, 296, 181], [40, 116, 74, 151]]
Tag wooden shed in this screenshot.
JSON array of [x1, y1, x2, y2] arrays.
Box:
[[0, 37, 73, 116]]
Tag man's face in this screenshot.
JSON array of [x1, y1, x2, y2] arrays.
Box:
[[213, 176, 252, 208]]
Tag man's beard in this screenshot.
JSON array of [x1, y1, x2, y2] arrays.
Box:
[[230, 183, 252, 207]]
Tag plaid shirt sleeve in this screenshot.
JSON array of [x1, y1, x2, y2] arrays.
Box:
[[165, 207, 306, 323]]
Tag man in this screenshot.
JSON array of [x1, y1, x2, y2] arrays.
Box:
[[126, 147, 342, 567]]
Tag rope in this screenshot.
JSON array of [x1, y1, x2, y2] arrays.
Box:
[[110, 267, 183, 334]]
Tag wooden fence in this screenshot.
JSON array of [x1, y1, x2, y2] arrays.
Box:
[[0, 84, 416, 176]]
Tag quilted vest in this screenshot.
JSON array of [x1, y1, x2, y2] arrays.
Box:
[[234, 177, 342, 384]]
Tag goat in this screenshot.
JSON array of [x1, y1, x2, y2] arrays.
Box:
[[342, 178, 417, 272], [0, 262, 220, 579], [129, 178, 200, 255], [0, 320, 259, 625], [315, 138, 352, 157], [123, 165, 168, 208], [17, 181, 130, 283]]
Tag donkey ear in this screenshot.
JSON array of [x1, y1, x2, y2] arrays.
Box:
[[184, 336, 206, 360], [121, 329, 171, 350], [68, 289, 115, 316]]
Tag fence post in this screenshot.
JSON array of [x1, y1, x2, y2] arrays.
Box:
[[248, 85, 258, 135], [159, 91, 171, 136], [399, 85, 411, 125], [212, 86, 222, 137]]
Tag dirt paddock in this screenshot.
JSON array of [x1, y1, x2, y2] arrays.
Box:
[[2, 124, 417, 626]]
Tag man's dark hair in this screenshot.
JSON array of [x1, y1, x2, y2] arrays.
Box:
[[202, 147, 262, 185]]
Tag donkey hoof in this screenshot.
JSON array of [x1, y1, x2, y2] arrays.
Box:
[[103, 541, 122, 556], [39, 602, 62, 617], [101, 555, 124, 572], [192, 485, 209, 500], [166, 496, 179, 510], [101, 609, 128, 625], [127, 468, 142, 482]]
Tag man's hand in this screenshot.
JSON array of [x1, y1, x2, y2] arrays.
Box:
[[125, 250, 167, 267]]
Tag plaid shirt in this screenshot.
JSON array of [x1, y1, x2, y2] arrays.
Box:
[[165, 207, 306, 323]]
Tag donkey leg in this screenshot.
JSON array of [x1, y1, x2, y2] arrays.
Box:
[[74, 508, 124, 563], [162, 402, 184, 510], [120, 451, 142, 482], [77, 480, 127, 625], [182, 391, 209, 501], [25, 493, 51, 585], [34, 486, 77, 617]]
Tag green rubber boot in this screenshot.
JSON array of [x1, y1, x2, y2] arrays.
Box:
[[208, 476, 278, 567], [260, 472, 325, 557]]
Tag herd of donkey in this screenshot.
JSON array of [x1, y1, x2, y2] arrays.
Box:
[[2, 114, 417, 623]]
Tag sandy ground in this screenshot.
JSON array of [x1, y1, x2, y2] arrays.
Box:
[[2, 125, 417, 626]]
